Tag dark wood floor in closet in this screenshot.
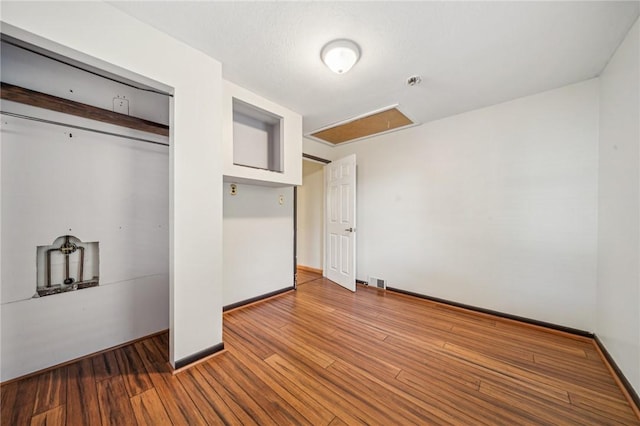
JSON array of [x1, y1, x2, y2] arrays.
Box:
[[2, 271, 639, 425]]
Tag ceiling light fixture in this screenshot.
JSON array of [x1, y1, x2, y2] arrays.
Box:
[[321, 39, 360, 74]]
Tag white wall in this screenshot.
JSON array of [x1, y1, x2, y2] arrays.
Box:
[[1, 1, 223, 379], [331, 79, 599, 331], [597, 18, 640, 394], [223, 183, 294, 306], [297, 160, 324, 270], [1, 101, 169, 304], [233, 113, 275, 171], [303, 137, 335, 162]]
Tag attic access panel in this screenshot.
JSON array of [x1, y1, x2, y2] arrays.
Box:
[[310, 106, 414, 145]]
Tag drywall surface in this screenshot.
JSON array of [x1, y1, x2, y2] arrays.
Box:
[[332, 79, 599, 331], [223, 183, 294, 305], [303, 137, 335, 162], [1, 1, 223, 378], [597, 18, 640, 394], [1, 102, 169, 304], [297, 161, 324, 270], [233, 113, 274, 171]]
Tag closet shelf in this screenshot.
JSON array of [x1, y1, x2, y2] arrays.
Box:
[[1, 82, 169, 136]]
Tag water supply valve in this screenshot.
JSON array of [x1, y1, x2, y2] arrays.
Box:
[[59, 240, 77, 254]]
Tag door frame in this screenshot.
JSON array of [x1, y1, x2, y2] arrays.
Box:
[[294, 153, 332, 288]]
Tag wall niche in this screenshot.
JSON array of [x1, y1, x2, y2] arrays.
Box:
[[223, 80, 302, 186], [233, 98, 283, 173]]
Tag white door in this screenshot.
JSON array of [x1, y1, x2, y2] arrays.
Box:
[[325, 154, 356, 291]]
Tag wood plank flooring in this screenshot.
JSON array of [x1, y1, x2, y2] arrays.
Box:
[[2, 272, 639, 425], [297, 268, 324, 285]]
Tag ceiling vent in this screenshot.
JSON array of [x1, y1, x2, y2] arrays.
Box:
[[308, 105, 416, 145]]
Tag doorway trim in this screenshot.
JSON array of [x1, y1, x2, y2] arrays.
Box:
[[295, 153, 331, 288], [303, 153, 332, 164]]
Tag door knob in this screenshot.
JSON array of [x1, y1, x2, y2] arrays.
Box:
[[344, 227, 355, 232]]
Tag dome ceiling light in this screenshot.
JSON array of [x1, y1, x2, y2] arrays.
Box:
[[321, 39, 360, 74]]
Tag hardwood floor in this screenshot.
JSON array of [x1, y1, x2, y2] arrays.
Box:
[[2, 273, 639, 425], [297, 268, 324, 285]]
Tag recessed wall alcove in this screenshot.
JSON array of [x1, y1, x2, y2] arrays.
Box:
[[233, 98, 283, 172]]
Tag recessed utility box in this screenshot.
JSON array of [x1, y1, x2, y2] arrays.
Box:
[[35, 235, 99, 297], [233, 98, 283, 172]]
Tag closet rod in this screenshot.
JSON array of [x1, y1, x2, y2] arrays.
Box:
[[0, 111, 170, 147]]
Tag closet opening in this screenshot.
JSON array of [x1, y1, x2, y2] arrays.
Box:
[[1, 29, 173, 361]]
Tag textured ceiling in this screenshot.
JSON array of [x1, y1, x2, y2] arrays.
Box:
[[110, 1, 639, 135]]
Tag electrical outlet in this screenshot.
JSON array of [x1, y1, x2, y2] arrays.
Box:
[[113, 96, 129, 115], [230, 184, 237, 195], [279, 195, 285, 205]]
